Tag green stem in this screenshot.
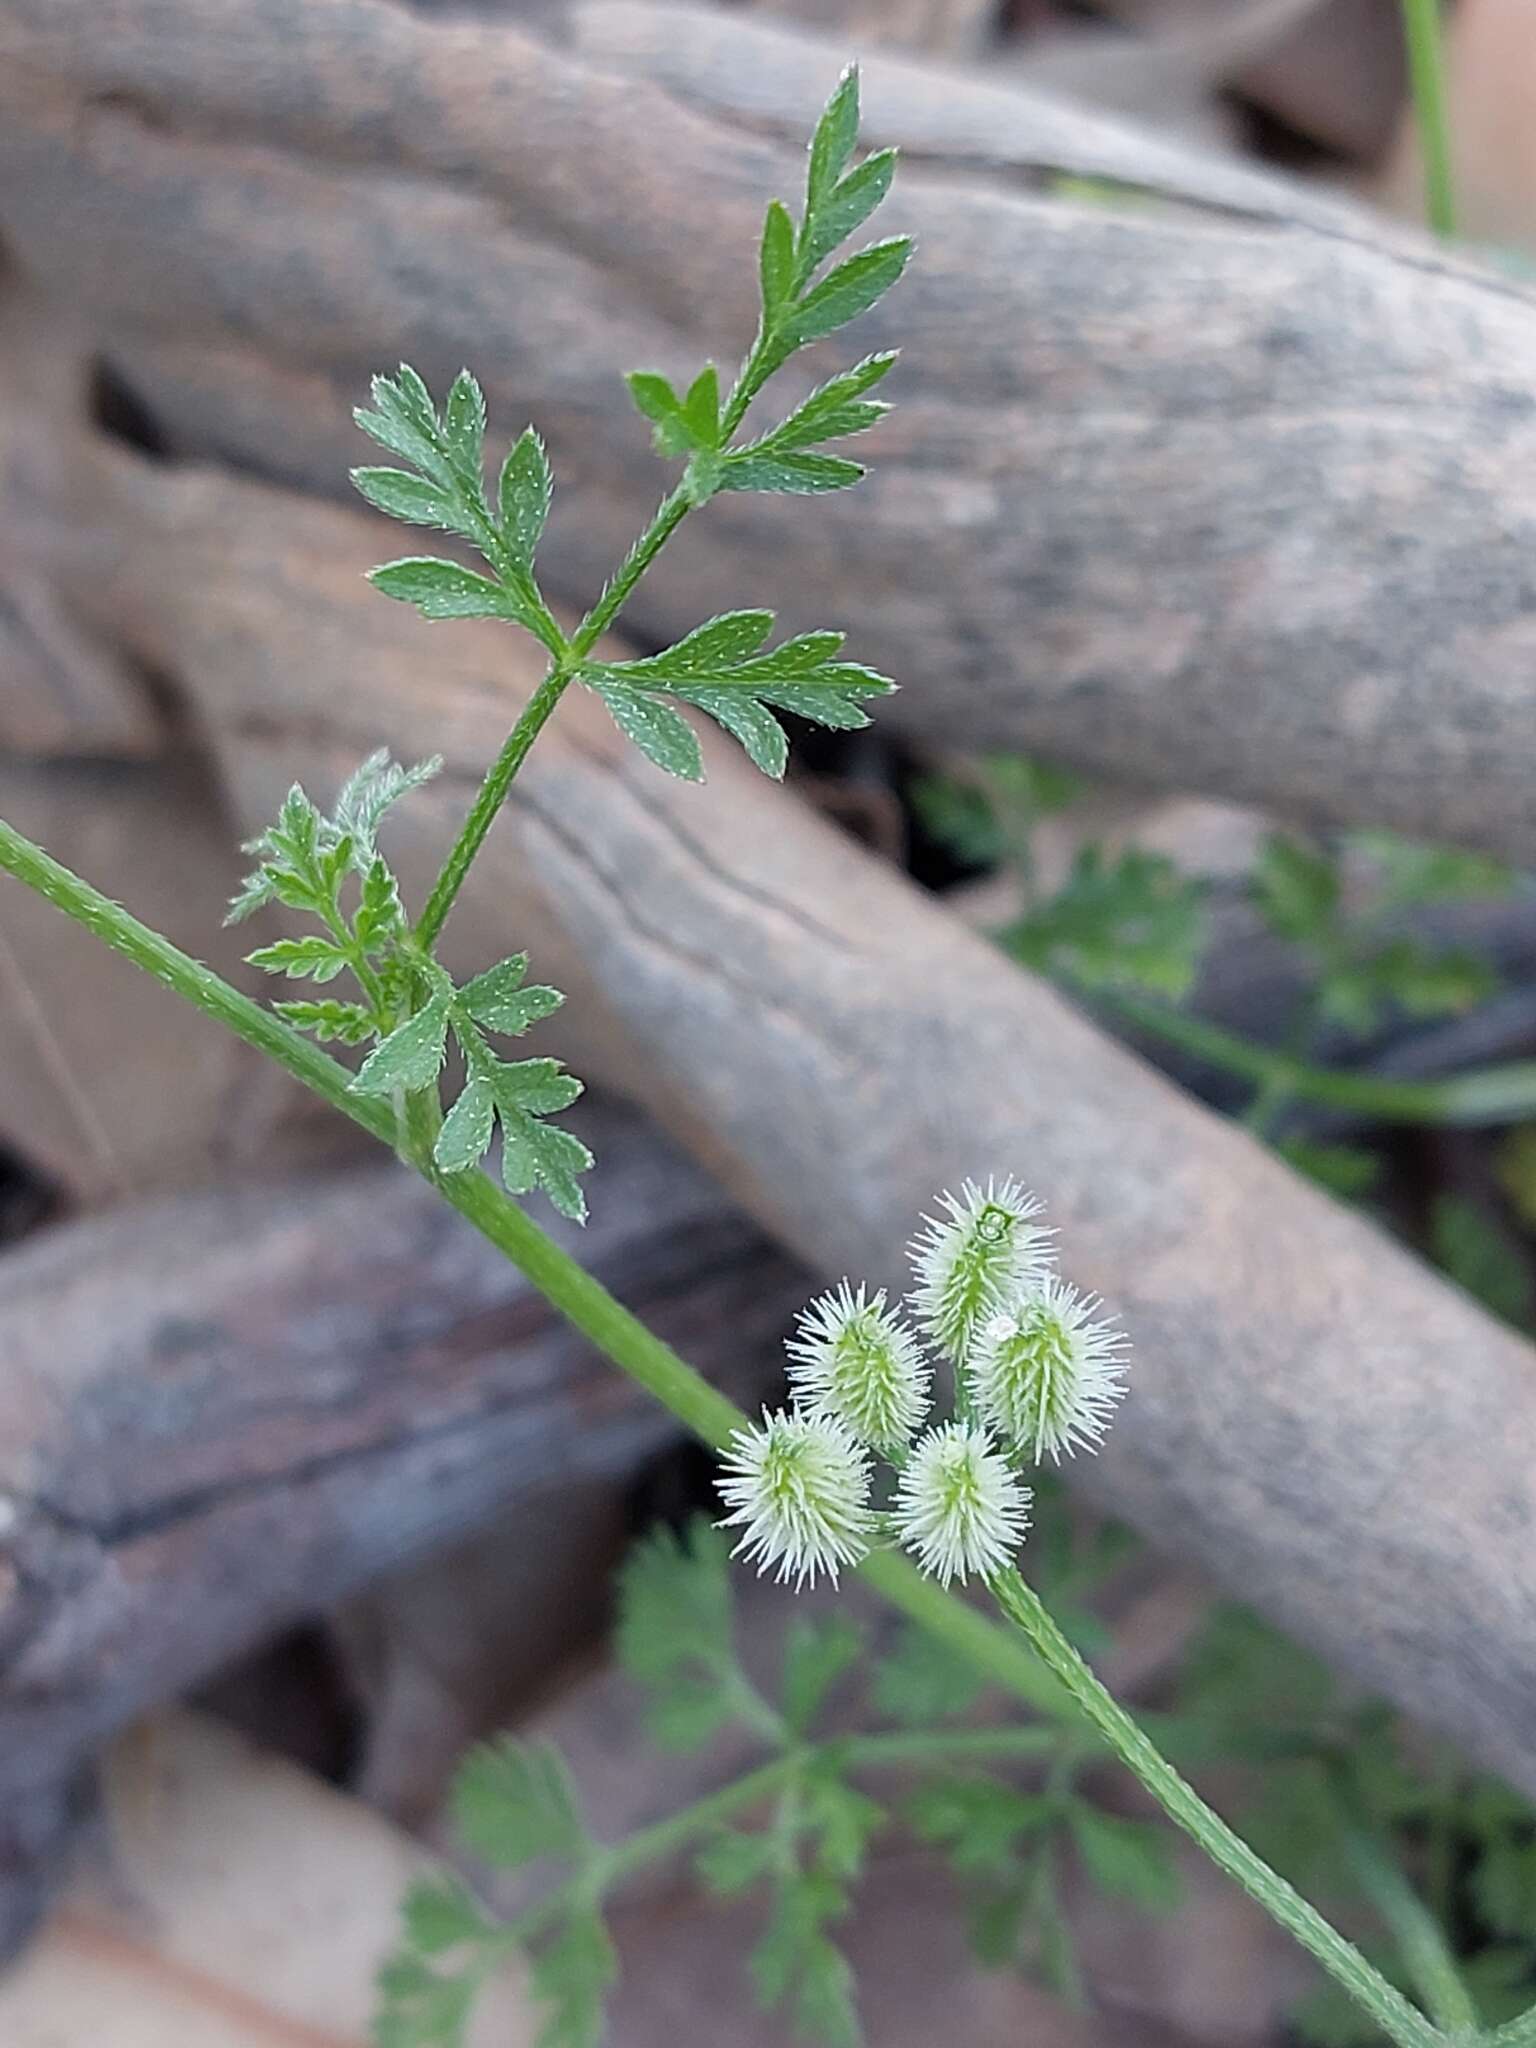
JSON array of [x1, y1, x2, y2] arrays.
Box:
[[413, 665, 569, 950], [567, 485, 692, 661], [987, 1569, 1442, 2048], [505, 1725, 1066, 1952], [413, 483, 693, 952], [1342, 1824, 1478, 2037], [719, 321, 781, 443], [0, 816, 1449, 2047], [1399, 0, 1458, 239], [1100, 986, 1536, 1129]]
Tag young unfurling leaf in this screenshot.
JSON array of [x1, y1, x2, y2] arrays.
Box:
[[246, 934, 350, 983], [353, 856, 408, 952], [332, 749, 442, 866], [626, 370, 700, 459], [273, 997, 376, 1045]]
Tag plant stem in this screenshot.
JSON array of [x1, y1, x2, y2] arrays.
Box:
[[1100, 986, 1536, 1129], [1342, 1824, 1479, 2037], [1399, 0, 1457, 239], [987, 1569, 1443, 2048], [505, 1725, 1068, 1953], [606, 1724, 1070, 1879], [567, 485, 692, 661], [413, 665, 569, 950], [413, 482, 693, 952], [0, 816, 1456, 2043]]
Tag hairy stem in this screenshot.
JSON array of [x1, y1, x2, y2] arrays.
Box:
[[1398, 0, 1457, 239], [414, 483, 693, 951], [567, 484, 692, 661], [413, 665, 569, 950], [987, 1569, 1443, 2048], [1099, 985, 1536, 1129]]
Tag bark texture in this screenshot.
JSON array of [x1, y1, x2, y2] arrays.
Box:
[[1, 0, 1535, 852]]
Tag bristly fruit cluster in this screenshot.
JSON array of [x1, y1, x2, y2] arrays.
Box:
[[719, 1180, 1128, 1590]]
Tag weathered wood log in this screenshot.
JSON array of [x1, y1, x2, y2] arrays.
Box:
[[0, 295, 158, 761], [12, 409, 1536, 1801], [0, 1110, 807, 1809], [0, 1714, 533, 2047], [736, 0, 997, 55], [2, 0, 1536, 856], [1086, 0, 1405, 160], [0, 754, 337, 1199]]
